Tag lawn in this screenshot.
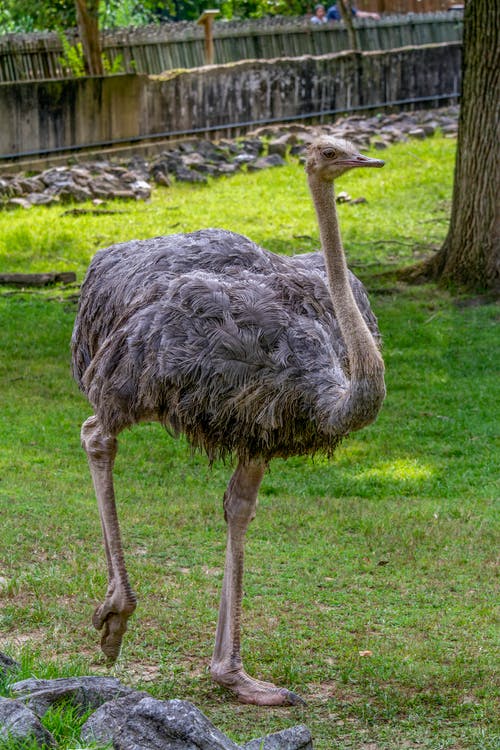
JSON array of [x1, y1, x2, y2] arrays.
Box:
[[0, 135, 498, 749]]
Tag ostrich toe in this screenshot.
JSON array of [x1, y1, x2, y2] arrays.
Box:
[[213, 667, 306, 706]]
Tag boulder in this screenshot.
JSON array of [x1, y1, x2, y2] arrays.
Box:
[[0, 653, 20, 679], [242, 725, 313, 750], [80, 691, 151, 746], [0, 696, 56, 747], [109, 697, 241, 750], [247, 154, 286, 171], [11, 675, 135, 717]]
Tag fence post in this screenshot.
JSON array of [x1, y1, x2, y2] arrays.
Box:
[[196, 10, 220, 65]]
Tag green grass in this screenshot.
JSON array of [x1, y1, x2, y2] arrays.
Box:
[[0, 135, 498, 749]]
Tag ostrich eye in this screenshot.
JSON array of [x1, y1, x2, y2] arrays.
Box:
[[323, 148, 337, 159]]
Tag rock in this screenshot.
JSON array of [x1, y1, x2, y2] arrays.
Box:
[[175, 167, 207, 184], [112, 697, 241, 750], [0, 178, 11, 195], [213, 163, 239, 176], [233, 153, 255, 165], [80, 691, 151, 745], [0, 697, 56, 747], [130, 179, 152, 199], [17, 177, 45, 193], [408, 127, 426, 139], [0, 106, 459, 212], [151, 166, 172, 186], [336, 190, 351, 204], [267, 140, 288, 158], [421, 123, 437, 136], [182, 153, 206, 167], [239, 138, 264, 157], [11, 675, 135, 718], [247, 154, 286, 171], [26, 192, 59, 205], [242, 725, 313, 750], [56, 183, 93, 202], [6, 197, 32, 209], [0, 653, 20, 678]]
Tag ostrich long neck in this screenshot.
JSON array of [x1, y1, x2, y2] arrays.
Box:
[[309, 174, 384, 386]]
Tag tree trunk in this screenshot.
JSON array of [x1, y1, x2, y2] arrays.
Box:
[[75, 0, 103, 76], [417, 0, 499, 293], [338, 0, 360, 52]]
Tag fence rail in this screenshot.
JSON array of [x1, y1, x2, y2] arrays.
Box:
[[0, 13, 463, 82]]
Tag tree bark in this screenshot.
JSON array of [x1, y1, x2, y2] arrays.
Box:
[[338, 0, 360, 52], [408, 0, 499, 293], [75, 0, 103, 75]]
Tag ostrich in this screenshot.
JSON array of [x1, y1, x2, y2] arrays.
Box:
[[72, 137, 386, 707]]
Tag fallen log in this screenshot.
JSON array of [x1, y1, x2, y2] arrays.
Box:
[[0, 272, 76, 287]]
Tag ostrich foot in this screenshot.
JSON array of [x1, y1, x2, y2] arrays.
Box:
[[211, 666, 305, 706], [92, 589, 137, 662]]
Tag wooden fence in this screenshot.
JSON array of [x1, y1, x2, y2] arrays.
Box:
[[0, 12, 463, 82], [0, 43, 461, 161], [357, 0, 462, 11]]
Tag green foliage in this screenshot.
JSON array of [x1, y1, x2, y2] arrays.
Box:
[[57, 33, 124, 76], [0, 138, 498, 748], [101, 51, 124, 73], [58, 34, 86, 77], [0, 0, 310, 34], [0, 0, 75, 34]]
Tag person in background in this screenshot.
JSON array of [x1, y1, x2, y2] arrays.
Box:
[[327, 3, 380, 21], [310, 4, 329, 23]]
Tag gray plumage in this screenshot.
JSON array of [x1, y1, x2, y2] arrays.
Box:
[[71, 139, 386, 704], [72, 228, 381, 462]]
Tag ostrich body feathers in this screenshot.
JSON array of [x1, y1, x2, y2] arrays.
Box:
[[72, 229, 381, 461]]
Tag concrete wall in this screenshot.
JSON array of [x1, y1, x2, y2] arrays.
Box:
[[0, 43, 461, 160]]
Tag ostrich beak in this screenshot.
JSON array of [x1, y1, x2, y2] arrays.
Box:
[[341, 153, 385, 169]]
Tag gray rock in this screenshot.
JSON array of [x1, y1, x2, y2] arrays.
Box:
[[0, 696, 56, 747], [17, 177, 45, 193], [151, 165, 172, 186], [80, 690, 151, 745], [233, 153, 255, 165], [11, 675, 135, 717], [6, 197, 32, 209], [421, 123, 437, 136], [267, 140, 288, 158], [113, 697, 241, 750], [26, 192, 59, 205], [175, 167, 207, 184], [182, 153, 206, 167], [239, 138, 264, 157], [56, 183, 93, 202], [242, 725, 313, 750], [247, 154, 286, 171], [0, 106, 459, 212], [213, 163, 239, 176], [0, 653, 20, 679], [130, 179, 152, 199], [0, 178, 11, 195], [40, 166, 69, 187]]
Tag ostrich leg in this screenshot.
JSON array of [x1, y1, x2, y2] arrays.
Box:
[[211, 460, 304, 706], [81, 415, 137, 661]]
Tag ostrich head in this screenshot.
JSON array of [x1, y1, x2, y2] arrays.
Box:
[[306, 136, 385, 181]]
